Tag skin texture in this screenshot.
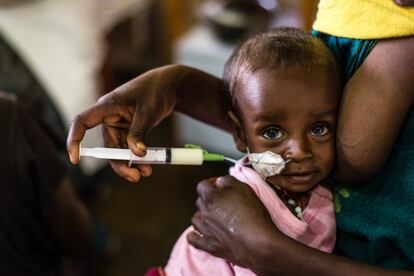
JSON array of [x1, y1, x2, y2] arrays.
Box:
[[229, 67, 339, 192]]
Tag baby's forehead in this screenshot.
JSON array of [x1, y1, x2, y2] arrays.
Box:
[[235, 66, 339, 99]]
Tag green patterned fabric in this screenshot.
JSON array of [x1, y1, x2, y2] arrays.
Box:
[[313, 30, 414, 270], [311, 30, 377, 81]]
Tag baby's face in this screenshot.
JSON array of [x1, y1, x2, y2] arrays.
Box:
[[234, 67, 340, 192]]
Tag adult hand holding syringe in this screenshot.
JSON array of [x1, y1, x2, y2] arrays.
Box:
[[66, 65, 232, 182], [66, 66, 182, 182], [67, 65, 229, 183]]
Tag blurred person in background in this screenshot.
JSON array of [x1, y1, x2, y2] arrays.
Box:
[[0, 0, 126, 269], [0, 0, 111, 193], [0, 91, 92, 275]]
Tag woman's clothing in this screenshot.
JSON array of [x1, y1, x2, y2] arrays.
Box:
[[313, 0, 414, 39], [313, 1, 414, 268], [311, 30, 377, 81]]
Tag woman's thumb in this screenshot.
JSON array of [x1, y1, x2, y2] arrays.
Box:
[[127, 119, 148, 157]]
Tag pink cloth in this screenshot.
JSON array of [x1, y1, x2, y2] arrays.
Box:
[[165, 162, 336, 276]]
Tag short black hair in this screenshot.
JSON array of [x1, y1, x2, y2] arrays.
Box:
[[223, 27, 342, 108]]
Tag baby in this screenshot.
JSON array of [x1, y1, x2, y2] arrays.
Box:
[[164, 27, 342, 275]]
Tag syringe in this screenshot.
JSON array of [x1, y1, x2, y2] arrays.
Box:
[[80, 146, 226, 166]]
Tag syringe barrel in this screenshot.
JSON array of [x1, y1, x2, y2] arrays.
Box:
[[130, 148, 203, 165]]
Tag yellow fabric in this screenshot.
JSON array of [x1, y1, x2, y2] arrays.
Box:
[[313, 0, 414, 39]]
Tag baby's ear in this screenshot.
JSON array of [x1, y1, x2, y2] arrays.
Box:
[[228, 111, 248, 153]]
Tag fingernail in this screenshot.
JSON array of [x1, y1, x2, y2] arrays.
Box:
[[216, 176, 225, 184], [216, 176, 227, 188], [141, 169, 152, 177], [194, 230, 204, 238], [68, 152, 75, 164], [136, 142, 146, 152]]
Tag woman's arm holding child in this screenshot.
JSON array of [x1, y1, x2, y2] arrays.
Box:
[[335, 35, 414, 182]]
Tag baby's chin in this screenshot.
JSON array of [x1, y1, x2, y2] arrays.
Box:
[[266, 176, 317, 193]]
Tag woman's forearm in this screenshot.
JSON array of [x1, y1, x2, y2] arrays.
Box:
[[334, 36, 414, 182], [174, 65, 231, 131]]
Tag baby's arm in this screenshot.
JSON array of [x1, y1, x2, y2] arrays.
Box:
[[335, 35, 414, 182]]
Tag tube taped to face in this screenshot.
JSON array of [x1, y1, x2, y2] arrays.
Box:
[[248, 151, 286, 179]]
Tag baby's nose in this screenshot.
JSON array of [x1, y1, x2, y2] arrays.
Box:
[[284, 137, 312, 162]]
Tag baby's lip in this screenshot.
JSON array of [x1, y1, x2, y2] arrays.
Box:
[[280, 171, 317, 184], [281, 170, 316, 176]]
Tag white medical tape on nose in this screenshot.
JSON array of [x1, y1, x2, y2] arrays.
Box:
[[248, 151, 286, 179]]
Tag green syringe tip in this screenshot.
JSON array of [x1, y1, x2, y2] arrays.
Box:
[[184, 143, 225, 162], [203, 152, 225, 162]]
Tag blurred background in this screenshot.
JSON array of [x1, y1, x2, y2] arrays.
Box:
[[0, 0, 318, 275]]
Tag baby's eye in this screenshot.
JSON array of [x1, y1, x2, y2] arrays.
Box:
[[310, 124, 329, 136], [262, 128, 284, 140]]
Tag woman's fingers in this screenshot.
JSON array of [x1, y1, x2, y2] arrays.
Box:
[[135, 164, 152, 178], [101, 124, 138, 182], [186, 230, 211, 251], [126, 106, 153, 157], [187, 212, 222, 256], [107, 160, 152, 182], [67, 107, 105, 164], [67, 101, 132, 164], [190, 211, 203, 233], [196, 177, 221, 201], [109, 160, 141, 183], [187, 230, 226, 259]]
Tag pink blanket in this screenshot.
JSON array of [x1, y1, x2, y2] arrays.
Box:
[[165, 162, 335, 276]]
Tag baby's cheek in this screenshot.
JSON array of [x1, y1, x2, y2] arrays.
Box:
[[320, 153, 335, 176], [266, 175, 284, 189], [315, 143, 335, 175]]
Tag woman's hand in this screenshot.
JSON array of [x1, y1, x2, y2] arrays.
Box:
[[187, 176, 280, 271], [67, 64, 227, 182], [67, 65, 182, 182]]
